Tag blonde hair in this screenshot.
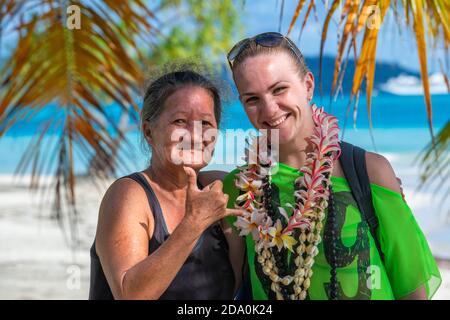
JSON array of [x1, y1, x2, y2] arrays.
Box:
[[231, 40, 310, 78]]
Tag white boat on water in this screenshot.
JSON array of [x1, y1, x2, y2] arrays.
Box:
[[380, 73, 449, 95]]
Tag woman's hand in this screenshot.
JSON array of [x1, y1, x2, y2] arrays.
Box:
[[183, 166, 243, 235]]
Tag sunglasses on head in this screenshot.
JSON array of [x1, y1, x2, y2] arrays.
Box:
[[227, 32, 304, 69]]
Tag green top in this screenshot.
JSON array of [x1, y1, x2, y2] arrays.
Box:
[[224, 162, 442, 300]]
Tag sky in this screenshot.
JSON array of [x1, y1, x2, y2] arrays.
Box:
[[0, 0, 447, 75], [238, 0, 448, 74]]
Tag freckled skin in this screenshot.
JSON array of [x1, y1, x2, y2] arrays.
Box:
[[145, 86, 218, 171]]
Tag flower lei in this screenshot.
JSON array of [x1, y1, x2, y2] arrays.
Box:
[[234, 104, 341, 300]]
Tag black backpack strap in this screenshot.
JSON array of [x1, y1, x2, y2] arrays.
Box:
[[338, 141, 385, 262], [235, 246, 253, 300]]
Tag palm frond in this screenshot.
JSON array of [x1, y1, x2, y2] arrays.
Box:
[[285, 0, 450, 193], [286, 0, 449, 131], [318, 0, 341, 95], [297, 0, 315, 42], [416, 121, 450, 208], [411, 0, 434, 138], [287, 0, 306, 36], [0, 0, 156, 245]]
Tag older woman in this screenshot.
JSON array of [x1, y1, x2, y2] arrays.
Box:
[[89, 66, 245, 300]]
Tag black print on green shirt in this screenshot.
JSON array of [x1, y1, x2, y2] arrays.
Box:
[[323, 191, 371, 300], [249, 185, 371, 300]]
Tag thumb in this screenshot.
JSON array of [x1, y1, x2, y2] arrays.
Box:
[[183, 166, 199, 192]]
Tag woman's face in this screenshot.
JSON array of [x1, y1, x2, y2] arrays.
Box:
[[233, 51, 314, 146], [144, 86, 218, 170]]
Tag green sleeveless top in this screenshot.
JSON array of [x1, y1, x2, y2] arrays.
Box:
[[224, 162, 441, 300]]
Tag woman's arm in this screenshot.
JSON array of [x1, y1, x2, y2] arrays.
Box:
[[96, 169, 241, 300], [96, 178, 200, 299], [365, 152, 427, 300]]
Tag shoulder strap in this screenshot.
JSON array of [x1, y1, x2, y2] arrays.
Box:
[[122, 172, 170, 236], [338, 141, 385, 262]]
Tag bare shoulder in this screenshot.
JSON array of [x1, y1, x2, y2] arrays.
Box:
[[99, 177, 150, 221], [198, 170, 229, 186], [365, 152, 402, 193], [97, 177, 152, 241]]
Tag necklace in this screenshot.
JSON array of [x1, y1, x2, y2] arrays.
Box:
[[234, 104, 341, 300]]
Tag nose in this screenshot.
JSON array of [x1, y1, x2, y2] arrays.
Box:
[[187, 120, 203, 149], [259, 96, 278, 121]]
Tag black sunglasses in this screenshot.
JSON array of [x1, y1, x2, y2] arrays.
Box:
[[227, 32, 304, 69]]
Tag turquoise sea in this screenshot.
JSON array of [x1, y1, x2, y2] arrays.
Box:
[[1, 93, 448, 174], [1, 92, 450, 259]]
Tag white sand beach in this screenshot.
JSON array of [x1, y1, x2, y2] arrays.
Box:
[[0, 153, 449, 300], [0, 175, 102, 299]]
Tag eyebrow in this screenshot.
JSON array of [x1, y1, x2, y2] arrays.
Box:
[[241, 81, 286, 97], [169, 111, 214, 119]]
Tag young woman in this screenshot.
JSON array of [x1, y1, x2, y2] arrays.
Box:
[[222, 32, 441, 300], [89, 66, 245, 299]]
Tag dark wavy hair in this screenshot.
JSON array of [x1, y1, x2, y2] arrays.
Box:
[[140, 61, 227, 154]]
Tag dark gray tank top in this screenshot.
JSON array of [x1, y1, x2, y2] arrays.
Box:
[[89, 172, 235, 299]]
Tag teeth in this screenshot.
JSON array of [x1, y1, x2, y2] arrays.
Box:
[[268, 115, 288, 127]]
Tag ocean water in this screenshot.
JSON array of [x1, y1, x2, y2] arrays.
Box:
[[1, 93, 450, 258], [1, 93, 448, 173]]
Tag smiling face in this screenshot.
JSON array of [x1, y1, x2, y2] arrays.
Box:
[[143, 85, 218, 170], [232, 51, 315, 147]]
